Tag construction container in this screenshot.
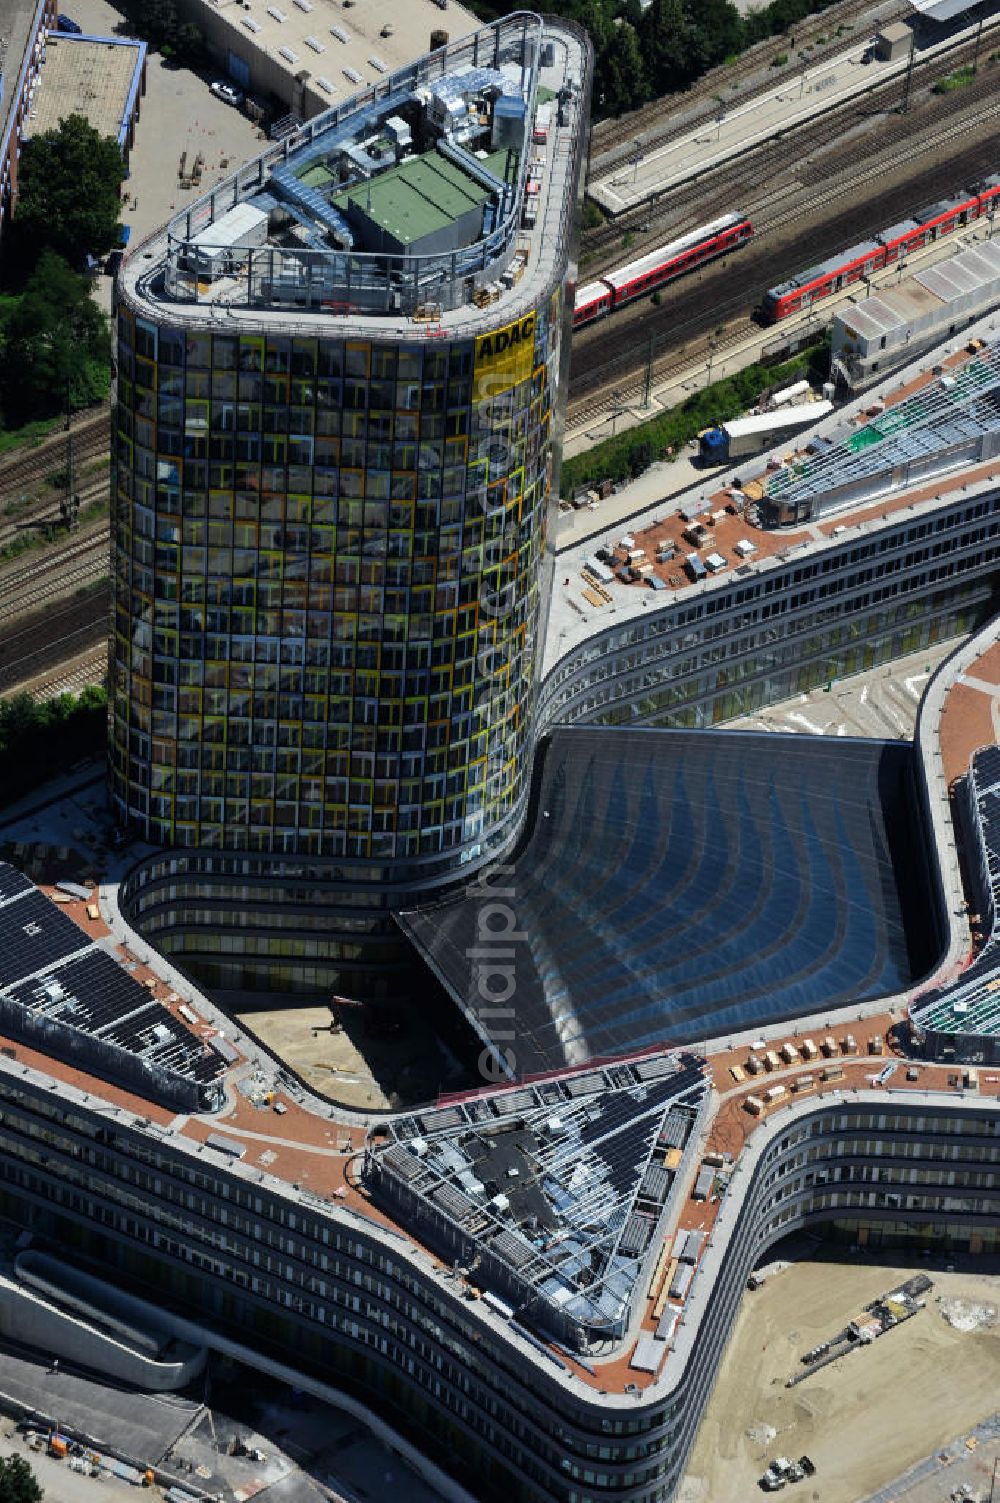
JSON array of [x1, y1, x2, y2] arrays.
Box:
[[791, 1075, 816, 1094], [868, 1035, 884, 1055], [702, 1151, 725, 1168], [779, 1042, 799, 1064], [801, 1038, 819, 1060], [821, 1036, 838, 1057], [746, 1055, 765, 1075], [693, 1165, 715, 1201], [744, 1094, 765, 1116], [680, 1228, 705, 1263], [729, 1064, 746, 1084], [820, 1063, 844, 1082], [963, 1068, 979, 1090], [843, 1034, 859, 1055], [764, 1050, 782, 1072], [669, 1261, 694, 1300]]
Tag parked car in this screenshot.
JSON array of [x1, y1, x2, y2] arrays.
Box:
[[210, 80, 244, 107]]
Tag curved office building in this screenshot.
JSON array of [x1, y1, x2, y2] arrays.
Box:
[[111, 15, 591, 996]]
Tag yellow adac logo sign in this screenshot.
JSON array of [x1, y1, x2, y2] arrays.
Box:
[[474, 312, 537, 402]]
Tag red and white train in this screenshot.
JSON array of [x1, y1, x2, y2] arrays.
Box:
[[762, 175, 1000, 321], [572, 212, 753, 329]]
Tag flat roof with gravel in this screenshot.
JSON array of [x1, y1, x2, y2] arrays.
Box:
[[29, 31, 144, 145]]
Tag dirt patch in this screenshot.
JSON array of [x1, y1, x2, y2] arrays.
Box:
[[236, 1003, 468, 1111], [682, 1253, 1000, 1503]]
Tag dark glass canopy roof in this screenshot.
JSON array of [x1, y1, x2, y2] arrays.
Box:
[[400, 727, 936, 1078]]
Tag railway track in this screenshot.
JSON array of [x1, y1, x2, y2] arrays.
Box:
[[580, 17, 1000, 277], [0, 527, 110, 626], [0, 410, 111, 548], [590, 0, 904, 164], [567, 87, 1000, 424], [10, 644, 109, 702], [0, 473, 111, 553], [0, 582, 110, 694]]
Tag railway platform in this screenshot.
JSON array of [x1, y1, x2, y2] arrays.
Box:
[[589, 8, 998, 215]]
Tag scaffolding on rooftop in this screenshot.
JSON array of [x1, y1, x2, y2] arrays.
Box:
[[764, 345, 1000, 526]]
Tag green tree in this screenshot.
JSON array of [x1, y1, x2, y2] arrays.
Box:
[[13, 113, 123, 268], [596, 22, 648, 116], [0, 1454, 43, 1503], [639, 0, 697, 94], [119, 0, 204, 61], [0, 250, 110, 423], [684, 0, 744, 73], [0, 685, 108, 809]]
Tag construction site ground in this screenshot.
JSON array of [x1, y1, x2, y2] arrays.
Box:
[[235, 1001, 471, 1111], [679, 1250, 1000, 1503]]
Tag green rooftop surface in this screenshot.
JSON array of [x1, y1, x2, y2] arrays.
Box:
[[333, 151, 489, 247], [299, 162, 334, 188], [484, 146, 519, 184]]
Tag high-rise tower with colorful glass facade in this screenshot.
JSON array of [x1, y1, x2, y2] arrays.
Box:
[[110, 14, 591, 999]]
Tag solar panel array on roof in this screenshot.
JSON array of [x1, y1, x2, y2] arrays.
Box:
[[368, 1050, 708, 1348], [0, 862, 226, 1113], [0, 887, 89, 989], [0, 867, 32, 904]]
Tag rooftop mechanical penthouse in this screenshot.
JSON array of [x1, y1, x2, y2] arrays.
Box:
[[110, 14, 591, 996]]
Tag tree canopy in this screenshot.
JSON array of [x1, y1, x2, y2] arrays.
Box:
[[117, 0, 204, 61], [479, 0, 839, 118], [13, 112, 123, 267], [0, 250, 110, 424], [0, 686, 108, 809], [0, 1454, 43, 1503]]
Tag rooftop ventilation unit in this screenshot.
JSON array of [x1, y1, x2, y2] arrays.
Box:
[[330, 23, 350, 43], [316, 75, 336, 93], [267, 5, 288, 20], [242, 14, 261, 29], [278, 44, 299, 62], [304, 34, 324, 52]]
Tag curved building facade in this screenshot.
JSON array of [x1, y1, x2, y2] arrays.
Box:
[[110, 15, 591, 996], [0, 1049, 997, 1503]]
